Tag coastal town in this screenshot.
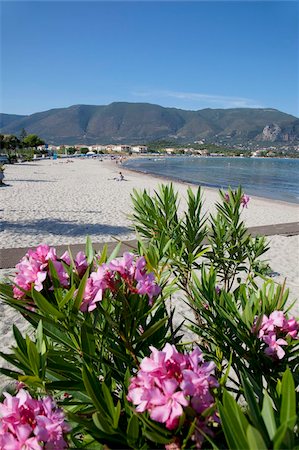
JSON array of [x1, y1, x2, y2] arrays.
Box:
[[1, 132, 299, 163]]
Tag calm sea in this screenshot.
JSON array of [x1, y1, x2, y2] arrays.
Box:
[[124, 156, 299, 204]]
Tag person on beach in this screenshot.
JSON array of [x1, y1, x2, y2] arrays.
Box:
[[113, 172, 125, 181]]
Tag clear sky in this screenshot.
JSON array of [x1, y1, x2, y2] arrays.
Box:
[[1, 1, 298, 117]]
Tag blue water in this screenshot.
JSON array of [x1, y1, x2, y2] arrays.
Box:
[[124, 156, 299, 204]]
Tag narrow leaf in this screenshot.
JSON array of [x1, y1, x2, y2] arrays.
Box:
[[246, 425, 267, 450]]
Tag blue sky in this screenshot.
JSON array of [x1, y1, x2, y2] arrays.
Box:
[[1, 1, 298, 116]]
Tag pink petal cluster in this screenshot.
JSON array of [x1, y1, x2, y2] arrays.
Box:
[[13, 245, 89, 299], [252, 311, 299, 359], [0, 389, 69, 449], [224, 192, 250, 208], [240, 194, 250, 208], [224, 193, 230, 203], [127, 344, 217, 431], [13, 245, 59, 299], [81, 252, 161, 312], [60, 251, 88, 277]]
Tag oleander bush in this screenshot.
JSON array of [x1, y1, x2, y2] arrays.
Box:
[[0, 185, 298, 449]]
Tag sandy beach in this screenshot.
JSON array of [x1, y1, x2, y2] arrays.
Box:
[[1, 158, 299, 248], [0, 157, 298, 389]]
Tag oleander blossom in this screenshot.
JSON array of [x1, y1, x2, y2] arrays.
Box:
[[224, 192, 250, 208], [13, 244, 58, 299], [127, 344, 218, 439], [81, 252, 161, 312], [241, 194, 250, 208], [61, 250, 88, 277], [13, 245, 89, 299], [252, 311, 299, 360], [0, 389, 69, 449]]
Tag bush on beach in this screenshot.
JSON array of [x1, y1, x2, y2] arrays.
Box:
[[0, 185, 298, 449]]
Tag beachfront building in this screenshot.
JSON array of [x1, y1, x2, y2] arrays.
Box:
[[91, 145, 107, 152], [165, 148, 176, 154], [131, 145, 148, 153], [107, 145, 131, 152]]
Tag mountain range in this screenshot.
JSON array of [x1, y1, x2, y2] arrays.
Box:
[[1, 102, 298, 145]]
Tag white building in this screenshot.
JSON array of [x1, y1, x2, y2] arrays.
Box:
[[165, 148, 176, 154], [91, 145, 107, 152], [110, 145, 131, 152], [131, 145, 148, 153]]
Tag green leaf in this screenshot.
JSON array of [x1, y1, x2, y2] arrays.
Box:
[[12, 325, 27, 355], [143, 430, 172, 445], [261, 391, 277, 440], [48, 259, 62, 292], [73, 268, 89, 313], [82, 366, 107, 418], [19, 375, 43, 387], [246, 425, 267, 450], [218, 391, 249, 450], [85, 236, 94, 265], [113, 400, 121, 429], [36, 321, 46, 355], [107, 242, 122, 262], [92, 412, 116, 435], [101, 382, 115, 420], [126, 414, 139, 446], [273, 422, 288, 450], [280, 368, 296, 429], [134, 317, 168, 343], [0, 367, 22, 380], [59, 285, 76, 308], [98, 244, 108, 264], [81, 323, 96, 358], [37, 318, 78, 350], [26, 338, 40, 377], [31, 289, 65, 319]]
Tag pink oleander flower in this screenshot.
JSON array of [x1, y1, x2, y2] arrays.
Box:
[[27, 245, 57, 268], [13, 244, 66, 299], [74, 251, 88, 277], [81, 253, 161, 312], [149, 379, 188, 430], [81, 264, 114, 312], [136, 272, 161, 305], [0, 389, 69, 449], [283, 316, 299, 339], [60, 251, 71, 266], [241, 194, 250, 208], [13, 245, 56, 299], [13, 260, 47, 298], [127, 344, 217, 431], [252, 311, 299, 360], [263, 333, 288, 360], [224, 193, 230, 203], [257, 311, 285, 338], [61, 251, 88, 277], [109, 252, 135, 278], [51, 260, 69, 288], [165, 439, 181, 450]]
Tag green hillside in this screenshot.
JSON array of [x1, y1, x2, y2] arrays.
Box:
[[0, 103, 298, 144]]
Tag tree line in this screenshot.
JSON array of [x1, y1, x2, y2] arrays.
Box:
[[0, 129, 45, 162]]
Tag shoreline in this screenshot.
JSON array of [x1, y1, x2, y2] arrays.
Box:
[[121, 162, 299, 208], [121, 155, 299, 206]]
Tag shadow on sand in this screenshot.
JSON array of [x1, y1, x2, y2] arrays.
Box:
[[9, 179, 57, 183], [1, 219, 131, 237]]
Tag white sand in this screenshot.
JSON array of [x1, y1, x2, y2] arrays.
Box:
[[0, 158, 298, 389], [1, 158, 298, 249]]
